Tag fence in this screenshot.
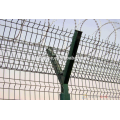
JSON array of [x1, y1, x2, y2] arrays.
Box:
[[0, 19, 120, 100]]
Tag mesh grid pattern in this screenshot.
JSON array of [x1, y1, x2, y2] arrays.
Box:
[[0, 19, 120, 100]]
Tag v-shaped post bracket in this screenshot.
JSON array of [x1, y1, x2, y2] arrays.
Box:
[[46, 30, 82, 100]]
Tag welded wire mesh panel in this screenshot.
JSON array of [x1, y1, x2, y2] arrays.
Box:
[[0, 19, 72, 73], [0, 19, 120, 100], [0, 19, 71, 100], [72, 35, 120, 83], [69, 35, 120, 100], [0, 69, 61, 100]]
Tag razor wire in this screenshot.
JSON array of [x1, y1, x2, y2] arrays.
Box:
[[0, 19, 120, 100]]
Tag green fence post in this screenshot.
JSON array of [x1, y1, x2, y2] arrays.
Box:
[[46, 47, 63, 84], [60, 84, 70, 100], [46, 30, 82, 100]]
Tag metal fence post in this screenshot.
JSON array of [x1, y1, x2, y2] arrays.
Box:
[[46, 30, 82, 100]]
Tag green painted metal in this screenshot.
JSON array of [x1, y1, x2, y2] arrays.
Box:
[[60, 84, 70, 100], [46, 47, 64, 84], [46, 30, 82, 100], [63, 30, 82, 84]]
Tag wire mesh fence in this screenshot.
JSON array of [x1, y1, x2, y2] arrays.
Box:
[[0, 19, 120, 100]]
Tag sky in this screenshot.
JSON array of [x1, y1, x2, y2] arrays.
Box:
[[35, 19, 120, 45]]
